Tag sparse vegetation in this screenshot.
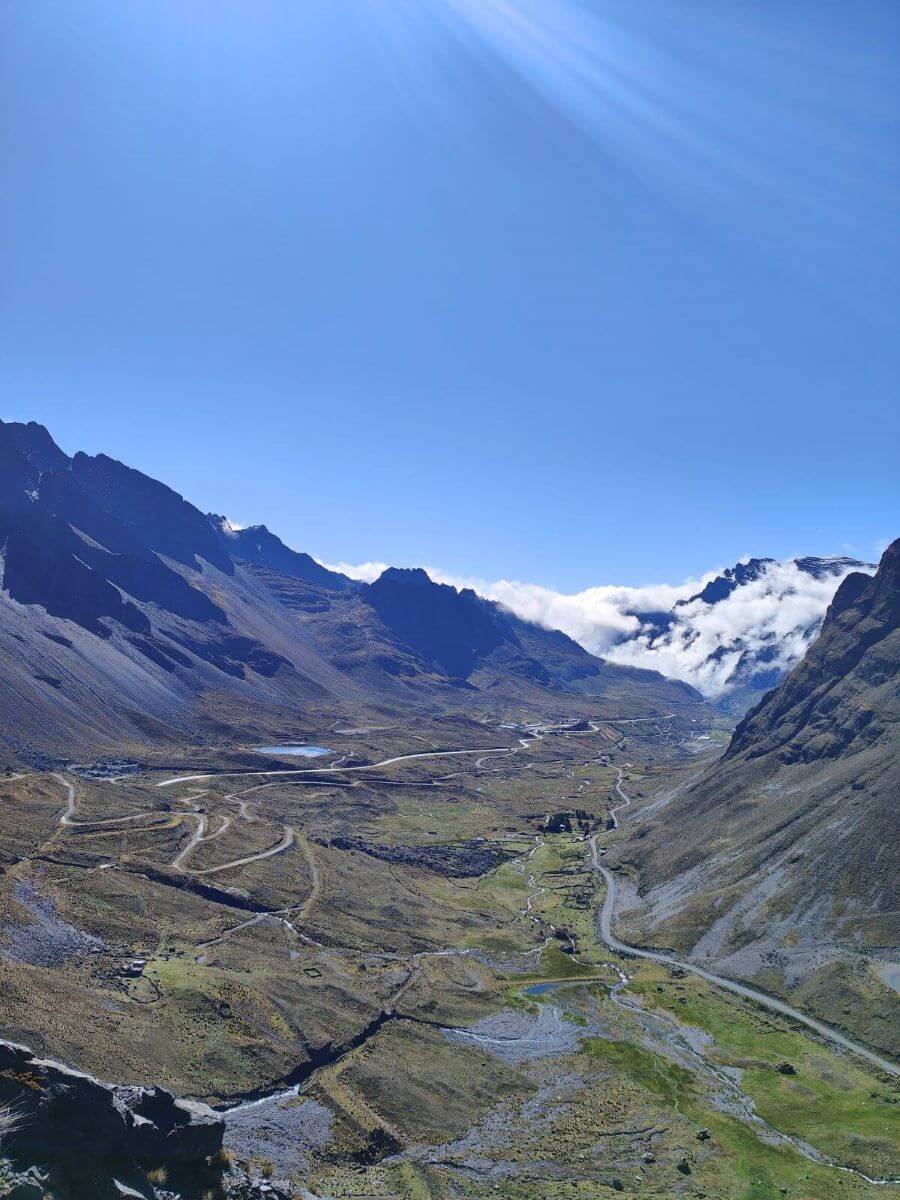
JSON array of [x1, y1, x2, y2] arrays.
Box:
[[0, 1105, 18, 1145], [211, 1146, 235, 1169]]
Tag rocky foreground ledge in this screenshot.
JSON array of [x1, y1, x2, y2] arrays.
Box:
[[0, 1038, 287, 1199]]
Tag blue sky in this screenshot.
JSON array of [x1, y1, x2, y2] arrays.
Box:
[[1, 0, 897, 588]]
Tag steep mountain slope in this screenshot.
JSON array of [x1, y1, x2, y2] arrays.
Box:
[[367, 568, 506, 679], [0, 422, 367, 759], [225, 561, 702, 720], [616, 539, 900, 1053], [606, 554, 875, 713], [0, 420, 704, 761]]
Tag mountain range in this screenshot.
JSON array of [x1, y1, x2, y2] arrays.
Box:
[[0, 420, 701, 763], [0, 416, 896, 1193], [359, 552, 876, 715]]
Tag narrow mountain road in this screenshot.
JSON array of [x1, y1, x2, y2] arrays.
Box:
[[157, 713, 678, 791], [601, 713, 676, 724], [192, 826, 295, 877], [206, 813, 232, 840], [53, 773, 76, 824], [590, 773, 900, 1079], [294, 834, 321, 924], [156, 746, 519, 788], [225, 781, 274, 821], [53, 773, 161, 829], [607, 767, 631, 828], [171, 812, 208, 871]]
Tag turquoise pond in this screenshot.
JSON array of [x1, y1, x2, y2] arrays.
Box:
[[253, 745, 331, 757], [522, 982, 559, 996]]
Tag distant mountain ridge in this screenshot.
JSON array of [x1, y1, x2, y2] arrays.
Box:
[[0, 419, 702, 760], [680, 554, 866, 607]]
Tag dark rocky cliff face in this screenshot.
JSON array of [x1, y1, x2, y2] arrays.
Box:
[[71, 451, 234, 574], [212, 518, 352, 591], [0, 421, 228, 635], [366, 567, 506, 680]]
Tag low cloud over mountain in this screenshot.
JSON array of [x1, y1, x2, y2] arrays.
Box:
[[603, 557, 874, 700], [324, 554, 875, 705]]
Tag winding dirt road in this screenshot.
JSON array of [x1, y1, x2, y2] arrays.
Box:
[[53, 773, 164, 830], [170, 812, 208, 870], [156, 746, 517, 789], [192, 826, 296, 877]]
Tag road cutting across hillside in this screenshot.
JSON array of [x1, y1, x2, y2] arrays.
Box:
[[590, 772, 900, 1078]]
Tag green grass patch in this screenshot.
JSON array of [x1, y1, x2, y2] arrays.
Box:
[[540, 943, 594, 979], [627, 965, 900, 1175], [581, 1037, 695, 1109], [582, 1035, 892, 1198]]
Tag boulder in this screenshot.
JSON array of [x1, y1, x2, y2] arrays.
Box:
[[0, 1041, 128, 1164], [0, 1161, 53, 1198]]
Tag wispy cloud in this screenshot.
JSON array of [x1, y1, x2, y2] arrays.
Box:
[[319, 559, 392, 584], [424, 569, 714, 654], [217, 516, 247, 536]]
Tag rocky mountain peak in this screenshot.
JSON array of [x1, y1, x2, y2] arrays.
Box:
[[0, 419, 70, 474], [374, 566, 432, 586]]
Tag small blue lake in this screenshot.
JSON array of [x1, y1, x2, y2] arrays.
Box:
[[253, 745, 331, 758]]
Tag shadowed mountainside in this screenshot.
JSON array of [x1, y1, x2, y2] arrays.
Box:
[[210, 517, 352, 591]]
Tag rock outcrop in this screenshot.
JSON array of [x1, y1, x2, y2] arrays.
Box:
[[321, 834, 510, 877], [0, 1038, 223, 1198]]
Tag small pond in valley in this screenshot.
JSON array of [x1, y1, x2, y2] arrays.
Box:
[[253, 745, 331, 758]]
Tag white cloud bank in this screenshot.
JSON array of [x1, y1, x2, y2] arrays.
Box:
[[321, 555, 873, 697], [604, 559, 870, 696]]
